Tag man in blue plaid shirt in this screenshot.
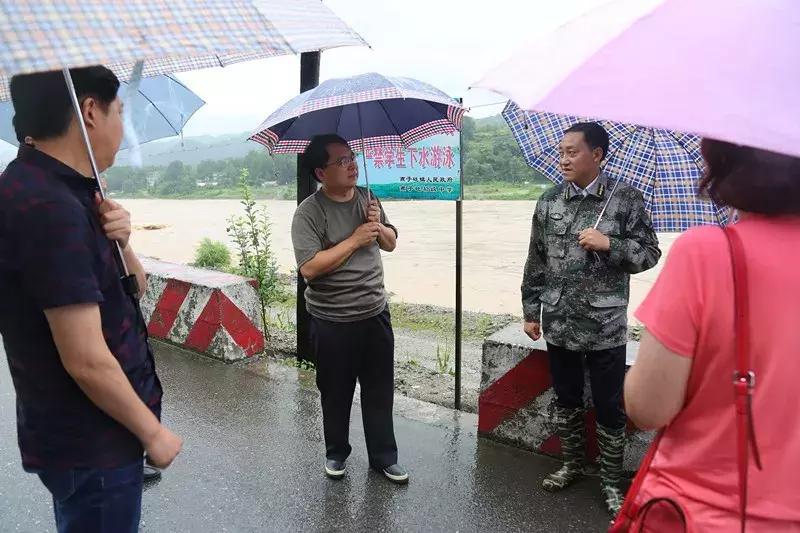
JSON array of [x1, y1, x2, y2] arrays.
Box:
[[0, 66, 182, 533], [521, 122, 660, 515]]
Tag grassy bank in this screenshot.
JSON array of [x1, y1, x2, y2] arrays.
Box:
[[265, 282, 518, 343], [388, 301, 517, 341], [463, 181, 547, 200]]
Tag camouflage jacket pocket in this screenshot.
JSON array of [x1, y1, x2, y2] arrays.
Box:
[[588, 292, 627, 308], [540, 286, 563, 307], [587, 292, 628, 325], [546, 221, 569, 258]]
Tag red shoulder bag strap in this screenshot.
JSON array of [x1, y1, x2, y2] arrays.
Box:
[[725, 225, 763, 533]]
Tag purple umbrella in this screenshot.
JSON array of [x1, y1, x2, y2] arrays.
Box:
[[475, 0, 800, 159]]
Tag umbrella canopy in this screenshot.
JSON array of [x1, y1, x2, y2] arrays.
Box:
[[0, 1, 291, 87], [256, 0, 367, 54], [0, 0, 367, 99], [0, 0, 366, 281], [0, 75, 204, 149], [503, 102, 729, 232], [475, 0, 800, 159], [249, 72, 465, 154]]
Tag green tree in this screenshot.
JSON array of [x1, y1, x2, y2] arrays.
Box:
[[461, 116, 476, 145], [226, 169, 281, 340], [163, 160, 184, 182]]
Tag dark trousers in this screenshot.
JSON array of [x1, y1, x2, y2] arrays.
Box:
[[310, 307, 398, 469], [37, 460, 143, 533], [547, 343, 627, 429]]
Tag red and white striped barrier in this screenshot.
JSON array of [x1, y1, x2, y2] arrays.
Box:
[[479, 325, 651, 471], [139, 257, 265, 362]]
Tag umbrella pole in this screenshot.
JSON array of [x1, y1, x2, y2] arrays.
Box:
[[593, 175, 622, 230], [591, 175, 622, 262], [62, 69, 136, 288], [356, 103, 371, 210]]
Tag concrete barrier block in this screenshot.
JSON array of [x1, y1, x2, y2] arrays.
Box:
[[479, 324, 651, 471], [139, 256, 265, 362]]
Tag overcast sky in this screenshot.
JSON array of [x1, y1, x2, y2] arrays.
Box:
[[175, 0, 612, 137]]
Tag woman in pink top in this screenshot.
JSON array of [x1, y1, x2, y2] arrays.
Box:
[[624, 139, 800, 532]]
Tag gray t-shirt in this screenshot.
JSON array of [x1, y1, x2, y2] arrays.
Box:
[[291, 187, 397, 322]]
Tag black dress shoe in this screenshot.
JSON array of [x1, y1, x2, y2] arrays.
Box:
[[380, 464, 409, 485], [324, 459, 346, 480], [143, 465, 162, 482]]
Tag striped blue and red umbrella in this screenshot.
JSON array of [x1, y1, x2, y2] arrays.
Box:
[[249, 72, 465, 154]]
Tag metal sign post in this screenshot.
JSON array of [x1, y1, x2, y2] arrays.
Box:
[[296, 52, 320, 362], [454, 98, 464, 410]]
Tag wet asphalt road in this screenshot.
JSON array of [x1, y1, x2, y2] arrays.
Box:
[[1, 340, 609, 532]]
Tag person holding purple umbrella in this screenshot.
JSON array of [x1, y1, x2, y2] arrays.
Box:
[[291, 134, 408, 485], [622, 140, 800, 531]]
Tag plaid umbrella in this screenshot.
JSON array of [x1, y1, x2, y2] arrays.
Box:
[[256, 0, 367, 54], [0, 0, 365, 288], [503, 101, 729, 232], [249, 72, 464, 154], [0, 0, 367, 100]]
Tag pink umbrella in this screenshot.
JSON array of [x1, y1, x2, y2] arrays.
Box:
[[474, 0, 800, 158]]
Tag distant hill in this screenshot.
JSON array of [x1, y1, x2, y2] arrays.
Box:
[[0, 132, 260, 171], [1, 113, 514, 172], [115, 132, 260, 167], [475, 114, 507, 128]]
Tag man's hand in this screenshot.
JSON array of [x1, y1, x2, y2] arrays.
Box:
[[95, 193, 132, 249], [144, 425, 184, 469], [523, 320, 541, 341], [578, 228, 611, 252], [366, 199, 381, 224], [349, 222, 381, 248]]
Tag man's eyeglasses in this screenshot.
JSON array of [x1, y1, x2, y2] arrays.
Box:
[[325, 155, 357, 168]]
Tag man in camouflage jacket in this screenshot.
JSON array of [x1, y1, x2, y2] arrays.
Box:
[[521, 122, 660, 515]]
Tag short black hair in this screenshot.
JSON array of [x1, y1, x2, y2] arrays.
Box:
[[10, 66, 120, 143], [700, 139, 800, 216], [301, 134, 350, 182], [564, 122, 610, 160]]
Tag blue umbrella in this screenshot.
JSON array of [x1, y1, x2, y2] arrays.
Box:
[[249, 72, 464, 197], [0, 74, 204, 149], [502, 101, 729, 232]]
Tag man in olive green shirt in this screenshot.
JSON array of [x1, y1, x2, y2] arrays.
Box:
[[292, 134, 408, 485]]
